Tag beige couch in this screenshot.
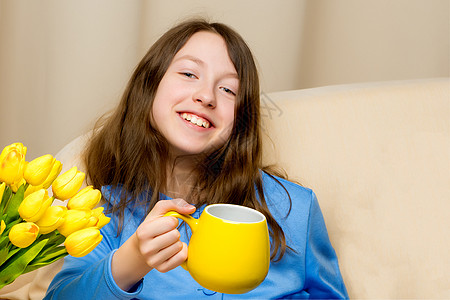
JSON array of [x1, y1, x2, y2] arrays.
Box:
[[1, 78, 448, 299]]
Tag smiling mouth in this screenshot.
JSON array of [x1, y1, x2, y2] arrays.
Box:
[[180, 113, 211, 128]]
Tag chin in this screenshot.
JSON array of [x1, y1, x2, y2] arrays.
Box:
[[171, 143, 222, 158]]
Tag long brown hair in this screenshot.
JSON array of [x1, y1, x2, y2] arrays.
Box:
[[84, 19, 292, 261]]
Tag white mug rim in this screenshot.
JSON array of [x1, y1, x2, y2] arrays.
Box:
[[205, 204, 266, 224]]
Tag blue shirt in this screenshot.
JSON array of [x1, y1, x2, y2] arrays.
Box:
[[45, 172, 348, 299]]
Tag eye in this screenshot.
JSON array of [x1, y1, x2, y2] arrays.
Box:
[[220, 86, 236, 96], [181, 72, 196, 79]]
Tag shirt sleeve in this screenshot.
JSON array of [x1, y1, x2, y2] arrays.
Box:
[[44, 223, 143, 299], [303, 192, 348, 299]]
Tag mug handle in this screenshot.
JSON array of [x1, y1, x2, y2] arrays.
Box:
[[163, 211, 199, 270]]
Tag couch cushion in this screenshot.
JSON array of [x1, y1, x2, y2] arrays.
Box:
[[261, 78, 450, 298]]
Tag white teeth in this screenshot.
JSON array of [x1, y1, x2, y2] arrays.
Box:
[[181, 113, 210, 128]]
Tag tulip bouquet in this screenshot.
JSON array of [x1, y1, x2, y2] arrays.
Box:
[[0, 143, 110, 289]]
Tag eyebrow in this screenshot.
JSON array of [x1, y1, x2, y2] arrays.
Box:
[[174, 55, 239, 79], [174, 55, 205, 66]]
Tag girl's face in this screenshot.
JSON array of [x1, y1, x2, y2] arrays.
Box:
[[152, 31, 238, 157]]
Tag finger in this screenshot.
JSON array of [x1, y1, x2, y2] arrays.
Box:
[[136, 217, 179, 241], [154, 242, 189, 273], [138, 227, 181, 256], [146, 241, 184, 270], [144, 199, 196, 222]]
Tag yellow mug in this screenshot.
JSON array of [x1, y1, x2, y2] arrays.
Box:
[[164, 203, 270, 294]]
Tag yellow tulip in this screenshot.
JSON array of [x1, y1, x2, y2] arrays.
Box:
[[57, 209, 90, 237], [91, 207, 111, 229], [86, 208, 99, 227], [0, 182, 5, 202], [86, 215, 98, 228], [24, 183, 43, 198], [91, 206, 104, 216], [67, 186, 101, 210], [52, 167, 85, 200], [9, 222, 39, 248], [0, 220, 5, 235], [18, 189, 53, 222], [96, 214, 110, 229], [0, 143, 27, 185], [35, 205, 67, 234], [83, 209, 98, 228], [10, 178, 26, 193], [42, 160, 62, 189], [24, 160, 62, 197], [65, 227, 102, 257], [23, 154, 55, 186]]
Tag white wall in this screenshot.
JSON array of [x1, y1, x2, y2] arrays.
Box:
[[297, 0, 450, 87]]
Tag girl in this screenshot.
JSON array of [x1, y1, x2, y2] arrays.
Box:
[[45, 19, 348, 299]]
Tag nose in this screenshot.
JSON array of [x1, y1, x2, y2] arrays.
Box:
[[193, 85, 216, 108]]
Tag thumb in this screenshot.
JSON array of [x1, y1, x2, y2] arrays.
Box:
[[145, 198, 196, 221]]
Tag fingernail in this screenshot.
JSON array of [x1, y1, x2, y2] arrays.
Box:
[[185, 203, 196, 210]]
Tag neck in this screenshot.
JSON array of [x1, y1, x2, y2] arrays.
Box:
[[163, 155, 198, 201]]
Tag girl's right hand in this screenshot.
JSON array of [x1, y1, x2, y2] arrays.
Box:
[[135, 199, 196, 272], [111, 199, 196, 291]]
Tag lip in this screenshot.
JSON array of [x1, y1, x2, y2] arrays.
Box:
[[177, 111, 215, 128]]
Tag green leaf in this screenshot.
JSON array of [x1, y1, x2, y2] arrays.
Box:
[[24, 246, 68, 274], [5, 245, 20, 261], [45, 232, 65, 247], [38, 231, 59, 244], [22, 233, 66, 270], [4, 217, 22, 232], [1, 232, 66, 279], [4, 185, 25, 224], [32, 232, 65, 258], [32, 232, 63, 254], [0, 238, 48, 289], [32, 245, 67, 264], [0, 247, 8, 267], [0, 217, 22, 242], [23, 251, 68, 274], [0, 186, 12, 216], [0, 235, 9, 248]]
